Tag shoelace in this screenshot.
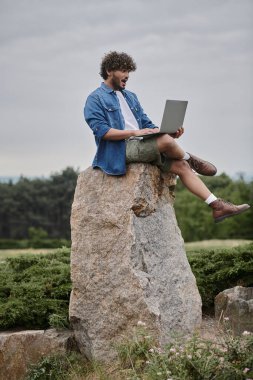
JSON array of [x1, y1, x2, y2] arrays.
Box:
[[217, 198, 234, 206], [189, 157, 200, 171]]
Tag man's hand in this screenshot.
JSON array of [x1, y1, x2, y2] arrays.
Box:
[[134, 128, 159, 136], [103, 127, 159, 140], [169, 127, 184, 139]]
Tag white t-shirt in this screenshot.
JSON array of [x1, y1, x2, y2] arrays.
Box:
[[116, 91, 139, 131]]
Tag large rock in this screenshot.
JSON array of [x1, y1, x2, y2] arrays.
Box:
[[69, 164, 202, 360], [215, 286, 253, 335], [0, 329, 75, 380]]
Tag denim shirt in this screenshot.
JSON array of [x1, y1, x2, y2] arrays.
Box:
[[84, 82, 157, 175]]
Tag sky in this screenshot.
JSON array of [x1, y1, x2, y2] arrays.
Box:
[[0, 0, 253, 178]]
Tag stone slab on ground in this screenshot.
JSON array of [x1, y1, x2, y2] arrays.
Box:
[[69, 164, 202, 361], [215, 286, 253, 335], [0, 329, 75, 380]]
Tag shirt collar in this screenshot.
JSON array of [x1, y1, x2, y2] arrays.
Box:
[[101, 82, 127, 95], [101, 82, 115, 93]]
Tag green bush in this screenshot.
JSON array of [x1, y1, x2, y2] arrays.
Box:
[[0, 239, 29, 249], [28, 238, 71, 249], [187, 243, 253, 311], [0, 248, 71, 330], [0, 238, 71, 249], [0, 243, 253, 330]]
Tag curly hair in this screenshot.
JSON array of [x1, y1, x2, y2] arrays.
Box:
[[100, 51, 137, 79]]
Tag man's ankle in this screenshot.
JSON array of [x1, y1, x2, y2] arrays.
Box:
[[205, 194, 217, 205], [182, 152, 190, 160]]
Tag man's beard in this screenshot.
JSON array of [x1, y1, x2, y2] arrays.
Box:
[[111, 76, 123, 91]]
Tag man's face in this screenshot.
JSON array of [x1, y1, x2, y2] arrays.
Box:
[[108, 70, 129, 90]]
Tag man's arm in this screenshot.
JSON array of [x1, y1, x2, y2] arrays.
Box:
[[103, 127, 159, 140], [84, 94, 158, 141], [84, 95, 112, 140]]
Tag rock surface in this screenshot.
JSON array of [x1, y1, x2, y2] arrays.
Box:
[[0, 329, 75, 380], [69, 164, 202, 360], [215, 286, 253, 334]]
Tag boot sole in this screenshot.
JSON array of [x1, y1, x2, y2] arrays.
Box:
[[190, 168, 217, 176], [214, 205, 251, 223]]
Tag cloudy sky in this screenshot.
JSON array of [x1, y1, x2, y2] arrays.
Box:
[[1, 0, 252, 178]]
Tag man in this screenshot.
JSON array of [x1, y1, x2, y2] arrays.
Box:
[[84, 51, 250, 223]]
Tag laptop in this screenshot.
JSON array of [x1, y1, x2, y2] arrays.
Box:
[[139, 99, 188, 138]]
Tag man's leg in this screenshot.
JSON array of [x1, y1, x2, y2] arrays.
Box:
[[156, 134, 184, 159], [169, 160, 211, 200], [169, 158, 250, 223], [156, 134, 217, 176], [125, 137, 250, 222]]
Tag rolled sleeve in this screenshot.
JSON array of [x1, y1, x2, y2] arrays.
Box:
[[84, 95, 111, 140]]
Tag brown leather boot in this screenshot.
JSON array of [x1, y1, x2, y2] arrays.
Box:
[[187, 153, 217, 176], [209, 198, 250, 223]]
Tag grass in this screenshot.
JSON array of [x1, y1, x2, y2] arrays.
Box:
[[25, 322, 253, 380], [1, 240, 252, 261], [185, 239, 253, 252], [0, 248, 58, 261]]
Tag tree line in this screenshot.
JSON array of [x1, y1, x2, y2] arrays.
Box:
[[0, 167, 252, 242], [0, 167, 78, 239]]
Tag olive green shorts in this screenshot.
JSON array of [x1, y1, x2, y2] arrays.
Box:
[[126, 137, 172, 173]]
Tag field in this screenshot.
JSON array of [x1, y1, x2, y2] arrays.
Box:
[[1, 240, 253, 379], [185, 239, 252, 252], [0, 239, 252, 261], [0, 248, 58, 261]]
